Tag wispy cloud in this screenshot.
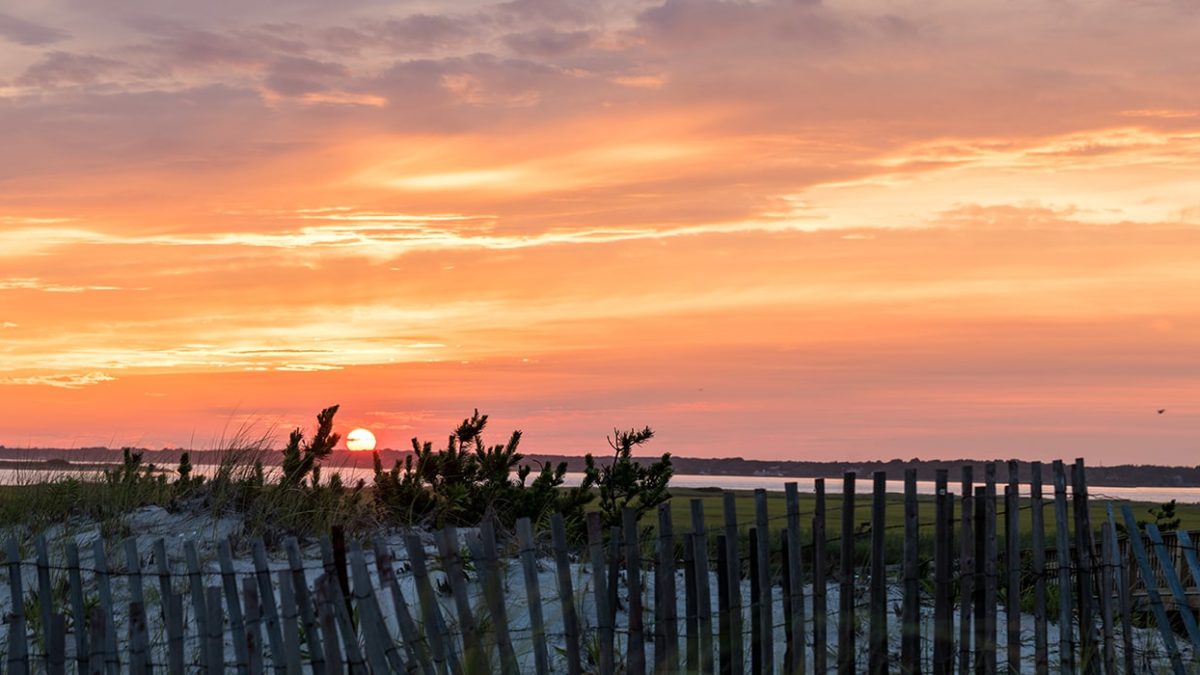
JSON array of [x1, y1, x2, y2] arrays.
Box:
[[0, 372, 114, 389]]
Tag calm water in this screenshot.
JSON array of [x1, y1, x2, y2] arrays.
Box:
[[4, 465, 1198, 504]]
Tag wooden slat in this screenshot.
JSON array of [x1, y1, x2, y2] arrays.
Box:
[[780, 530, 793, 674], [128, 601, 148, 675], [623, 508, 646, 675], [36, 535, 53, 672], [322, 567, 369, 675], [252, 539, 286, 675], [480, 518, 519, 675], [958, 466, 974, 675], [243, 577, 264, 675], [722, 491, 744, 675], [404, 534, 453, 675], [285, 538, 327, 675], [868, 472, 887, 675], [349, 545, 402, 673], [373, 539, 431, 675], [657, 503, 680, 672], [983, 464, 998, 675], [690, 498, 715, 674], [6, 537, 29, 675], [933, 470, 953, 675], [67, 542, 90, 675], [587, 513, 613, 675], [92, 540, 119, 675], [207, 585, 226, 675], [754, 490, 774, 675], [784, 482, 806, 675], [683, 526, 699, 671], [1098, 525, 1116, 675], [1005, 481, 1021, 674], [48, 613, 66, 675], [813, 478, 828, 675], [838, 471, 856, 675], [1030, 462, 1048, 675], [715, 533, 732, 675], [902, 468, 920, 674], [1144, 524, 1200, 650], [277, 569, 307, 675], [1105, 506, 1134, 675], [552, 512, 584, 675], [1005, 462, 1020, 675], [436, 527, 483, 672], [217, 540, 251, 674], [1118, 505, 1185, 675], [88, 604, 106, 675], [313, 575, 345, 675], [167, 591, 185, 675], [184, 541, 209, 673], [517, 518, 552, 675], [1051, 460, 1074, 675], [1070, 460, 1098, 675], [749, 528, 762, 675]]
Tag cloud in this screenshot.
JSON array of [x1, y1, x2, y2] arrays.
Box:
[[17, 52, 125, 87], [0, 372, 115, 389], [502, 28, 592, 57], [1, 322, 17, 329], [372, 14, 478, 53], [0, 12, 68, 46], [0, 277, 132, 292], [263, 56, 347, 96]]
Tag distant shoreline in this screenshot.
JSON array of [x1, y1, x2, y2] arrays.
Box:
[[1, 447, 1196, 489]]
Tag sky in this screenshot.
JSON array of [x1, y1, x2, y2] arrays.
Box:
[[2, 0, 1199, 464]]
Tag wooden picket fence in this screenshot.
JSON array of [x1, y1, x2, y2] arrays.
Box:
[[2, 457, 1200, 673]]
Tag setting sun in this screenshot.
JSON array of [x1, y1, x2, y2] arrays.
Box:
[[345, 428, 377, 452]]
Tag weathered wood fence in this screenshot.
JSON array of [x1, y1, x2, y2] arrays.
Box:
[[3, 458, 1200, 673]]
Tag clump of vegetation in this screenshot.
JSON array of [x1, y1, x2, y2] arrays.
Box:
[[372, 410, 593, 530], [584, 426, 674, 530]]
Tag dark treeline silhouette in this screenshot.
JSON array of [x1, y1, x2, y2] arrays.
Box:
[[2, 446, 1198, 487]]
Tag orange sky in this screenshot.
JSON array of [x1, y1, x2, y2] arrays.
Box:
[[2, 0, 1200, 463]]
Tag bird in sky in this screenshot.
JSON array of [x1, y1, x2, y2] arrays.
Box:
[[1158, 409, 1166, 414]]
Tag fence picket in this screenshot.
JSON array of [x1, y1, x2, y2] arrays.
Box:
[[277, 569, 307, 675], [251, 539, 287, 675], [218, 540, 251, 674], [553, 512, 584, 675], [67, 542, 90, 675], [1118, 505, 1185, 675], [6, 537, 29, 675], [92, 540, 119, 675], [286, 538, 327, 675], [902, 468, 920, 674], [585, 513, 613, 675], [933, 470, 952, 675], [755, 489, 774, 675], [1051, 461, 1074, 675], [243, 577, 264, 675], [1029, 462, 1048, 675], [959, 466, 975, 675], [868, 472, 887, 675], [715, 533, 732, 675], [784, 482, 806, 675], [184, 541, 209, 673], [1105, 506, 1134, 675], [1005, 482, 1020, 674], [722, 492, 744, 675], [749, 527, 762, 675], [657, 503, 680, 672], [812, 478, 828, 675], [207, 585, 225, 675], [36, 535, 53, 672], [48, 613, 66, 675], [623, 508, 646, 675], [313, 575, 345, 675], [690, 498, 715, 674], [518, 518, 552, 675], [403, 535, 453, 675], [838, 472, 856, 675]]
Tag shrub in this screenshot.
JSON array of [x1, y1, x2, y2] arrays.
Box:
[[373, 410, 595, 530], [584, 426, 673, 531]]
